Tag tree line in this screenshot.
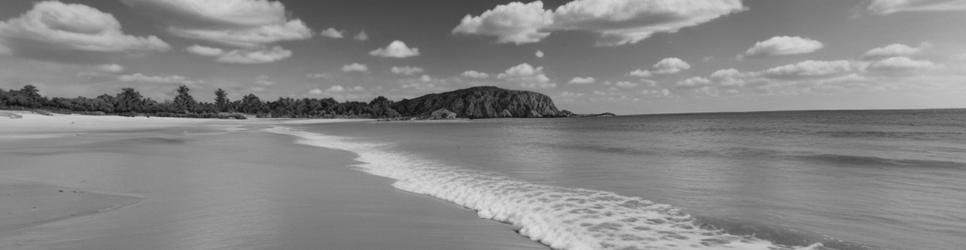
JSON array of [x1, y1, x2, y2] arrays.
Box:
[[0, 85, 402, 119]]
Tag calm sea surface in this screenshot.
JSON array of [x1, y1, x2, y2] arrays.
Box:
[[292, 109, 966, 250]]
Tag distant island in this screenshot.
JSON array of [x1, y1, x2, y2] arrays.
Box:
[[0, 85, 613, 120]]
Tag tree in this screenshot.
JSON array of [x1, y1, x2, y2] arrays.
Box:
[[214, 88, 229, 112], [239, 93, 262, 114], [115, 88, 143, 113], [173, 85, 196, 113]]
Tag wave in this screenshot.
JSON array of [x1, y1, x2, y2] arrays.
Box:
[[266, 126, 826, 250], [795, 154, 966, 169]]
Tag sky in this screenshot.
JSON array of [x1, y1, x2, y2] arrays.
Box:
[[0, 0, 965, 114]]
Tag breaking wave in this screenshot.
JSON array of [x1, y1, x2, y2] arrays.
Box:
[[267, 127, 826, 250]]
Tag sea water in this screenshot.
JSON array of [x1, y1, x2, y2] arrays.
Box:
[[275, 109, 966, 250]]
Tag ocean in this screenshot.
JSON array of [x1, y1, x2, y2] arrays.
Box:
[[278, 109, 966, 250]]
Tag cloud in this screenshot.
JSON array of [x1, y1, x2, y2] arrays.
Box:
[[743, 36, 824, 57], [867, 56, 939, 73], [453, 0, 746, 46], [676, 77, 711, 86], [862, 42, 929, 59], [118, 73, 203, 85], [341, 63, 369, 73], [215, 46, 292, 64], [312, 85, 367, 95], [354, 31, 369, 41], [185, 44, 290, 64], [461, 70, 490, 79], [568, 76, 596, 84], [630, 57, 691, 77], [868, 0, 966, 15], [96, 64, 125, 73], [498, 63, 556, 89], [452, 1, 554, 45], [308, 88, 324, 95], [185, 45, 225, 56], [710, 68, 750, 86], [255, 75, 274, 86], [614, 81, 639, 88], [536, 50, 545, 58], [391, 66, 424, 75], [419, 75, 433, 82], [306, 73, 331, 79], [320, 28, 344, 39], [369, 40, 420, 58], [0, 1, 169, 58], [122, 0, 312, 48], [762, 60, 853, 79]]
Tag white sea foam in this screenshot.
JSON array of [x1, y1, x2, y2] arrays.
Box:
[[267, 127, 824, 250]]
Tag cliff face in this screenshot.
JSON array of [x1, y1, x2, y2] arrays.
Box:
[[392, 86, 566, 118]]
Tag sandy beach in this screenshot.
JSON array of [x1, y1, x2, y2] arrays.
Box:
[[0, 112, 542, 249]]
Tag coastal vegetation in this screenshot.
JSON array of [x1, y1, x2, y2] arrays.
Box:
[[0, 85, 577, 120]]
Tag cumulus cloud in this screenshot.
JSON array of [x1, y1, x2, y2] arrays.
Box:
[[710, 68, 750, 86], [341, 63, 369, 72], [862, 43, 929, 59], [369, 40, 420, 58], [308, 88, 324, 95], [215, 46, 292, 64], [867, 56, 939, 73], [461, 70, 490, 79], [320, 28, 345, 39], [536, 50, 545, 58], [96, 64, 125, 73], [498, 63, 556, 89], [122, 0, 312, 48], [391, 66, 424, 75], [743, 36, 824, 57], [118, 73, 203, 85], [568, 76, 596, 84], [419, 75, 433, 82], [185, 44, 225, 56], [762, 60, 853, 79], [453, 0, 746, 46], [0, 1, 169, 58], [867, 0, 966, 15], [630, 57, 691, 77], [677, 77, 711, 86], [614, 81, 639, 88], [354, 31, 369, 41]]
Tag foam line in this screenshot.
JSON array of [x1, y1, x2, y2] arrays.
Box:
[[267, 127, 824, 250]]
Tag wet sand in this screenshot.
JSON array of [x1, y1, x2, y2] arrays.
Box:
[[0, 113, 543, 249]]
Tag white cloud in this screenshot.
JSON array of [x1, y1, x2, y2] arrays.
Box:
[[96, 64, 125, 73], [868, 0, 966, 15], [568, 76, 596, 84], [710, 68, 750, 86], [461, 70, 490, 79], [498, 63, 556, 89], [320, 28, 345, 39], [862, 43, 928, 59], [185, 44, 290, 64], [677, 77, 711, 86], [369, 40, 420, 58], [122, 0, 312, 48], [743, 36, 824, 57], [354, 31, 369, 41], [185, 45, 225, 56], [631, 57, 691, 77], [309, 88, 324, 95], [255, 75, 274, 86], [327, 85, 345, 92], [536, 50, 545, 58], [629, 69, 653, 78], [867, 56, 939, 73], [452, 1, 554, 45], [391, 66, 424, 75], [306, 73, 331, 79], [614, 81, 639, 88], [341, 63, 369, 73], [560, 91, 584, 98], [0, 1, 169, 55], [118, 73, 202, 85], [419, 75, 433, 82], [215, 46, 292, 64], [762, 60, 853, 79], [453, 0, 746, 46]]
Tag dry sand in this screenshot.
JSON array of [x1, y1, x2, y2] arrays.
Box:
[[0, 112, 542, 249]]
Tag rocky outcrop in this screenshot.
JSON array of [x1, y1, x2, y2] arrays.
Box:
[[392, 86, 567, 118], [424, 109, 458, 120]]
